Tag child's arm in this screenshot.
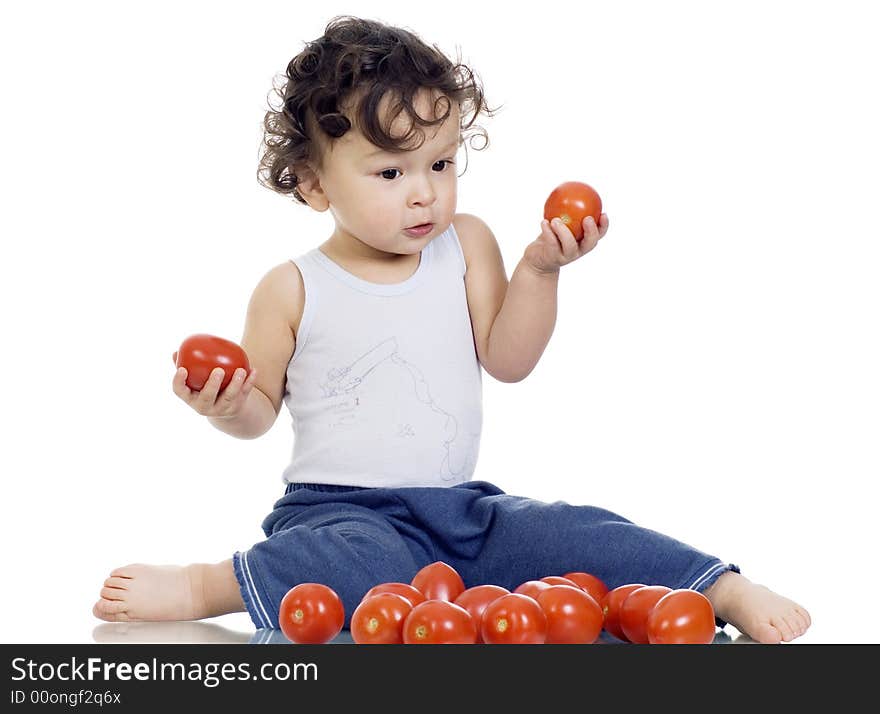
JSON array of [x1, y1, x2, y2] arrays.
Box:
[[172, 262, 304, 439], [455, 212, 607, 382]]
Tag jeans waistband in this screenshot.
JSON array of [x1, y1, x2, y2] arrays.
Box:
[[285, 482, 369, 494]]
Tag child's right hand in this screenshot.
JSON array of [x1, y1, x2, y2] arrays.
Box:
[[172, 364, 258, 418]]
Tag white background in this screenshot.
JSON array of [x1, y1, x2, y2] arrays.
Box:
[[1, 0, 877, 644]]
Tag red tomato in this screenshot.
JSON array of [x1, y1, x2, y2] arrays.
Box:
[[600, 584, 645, 641], [351, 593, 413, 644], [410, 561, 466, 602], [543, 181, 602, 241], [619, 585, 672, 645], [513, 579, 552, 601], [563, 571, 609, 605], [536, 585, 604, 644], [454, 585, 510, 643], [646, 589, 717, 645], [402, 600, 477, 644], [481, 593, 548, 645], [540, 576, 581, 589], [361, 582, 427, 608], [278, 583, 345, 644], [174, 333, 250, 391]]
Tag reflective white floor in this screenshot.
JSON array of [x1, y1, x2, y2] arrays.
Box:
[[86, 614, 759, 646]]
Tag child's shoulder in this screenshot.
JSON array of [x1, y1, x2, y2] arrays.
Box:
[[254, 260, 305, 297], [247, 261, 306, 332], [453, 212, 495, 244], [452, 213, 502, 271]]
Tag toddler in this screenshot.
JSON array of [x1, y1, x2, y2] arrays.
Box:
[[94, 16, 810, 643]]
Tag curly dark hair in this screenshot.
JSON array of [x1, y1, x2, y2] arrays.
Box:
[[258, 16, 494, 204]]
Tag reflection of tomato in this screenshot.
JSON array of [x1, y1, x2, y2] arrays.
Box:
[[563, 571, 609, 605], [174, 333, 250, 391], [543, 181, 603, 240], [410, 561, 466, 602], [482, 594, 548, 644], [361, 582, 426, 608], [513, 580, 551, 601], [647, 590, 716, 644], [600, 584, 645, 641], [278, 583, 345, 644], [454, 585, 510, 643], [536, 585, 604, 644], [620, 585, 672, 644], [351, 593, 413, 644], [402, 600, 477, 644]]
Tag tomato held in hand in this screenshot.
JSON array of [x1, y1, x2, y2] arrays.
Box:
[[600, 584, 645, 641], [402, 600, 478, 644], [646, 589, 717, 644], [563, 571, 609, 605], [410, 561, 466, 602], [351, 593, 414, 644], [543, 181, 603, 240], [174, 333, 250, 391], [454, 585, 510, 643], [536, 585, 604, 644], [278, 583, 345, 644], [361, 582, 427, 608], [482, 593, 548, 645], [619, 585, 672, 645]]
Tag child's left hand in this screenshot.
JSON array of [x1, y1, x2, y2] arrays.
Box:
[[524, 213, 609, 274]]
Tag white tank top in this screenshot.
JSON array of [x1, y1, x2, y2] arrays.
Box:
[[281, 224, 483, 488]]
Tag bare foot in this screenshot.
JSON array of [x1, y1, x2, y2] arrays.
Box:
[[704, 571, 811, 643], [92, 561, 244, 623]]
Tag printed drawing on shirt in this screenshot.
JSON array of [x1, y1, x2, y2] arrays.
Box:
[[319, 337, 477, 480]]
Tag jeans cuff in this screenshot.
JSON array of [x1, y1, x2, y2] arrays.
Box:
[[232, 550, 276, 630], [688, 561, 741, 629]]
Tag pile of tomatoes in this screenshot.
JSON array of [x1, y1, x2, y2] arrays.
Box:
[[277, 561, 718, 645]]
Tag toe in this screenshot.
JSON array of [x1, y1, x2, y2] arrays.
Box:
[[794, 609, 810, 637], [110, 564, 139, 578], [777, 616, 796, 642], [104, 576, 129, 590], [754, 622, 782, 644], [93, 599, 130, 622], [797, 606, 812, 630], [100, 586, 125, 601]]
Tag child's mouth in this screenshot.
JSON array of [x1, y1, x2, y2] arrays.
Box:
[[404, 223, 434, 237]]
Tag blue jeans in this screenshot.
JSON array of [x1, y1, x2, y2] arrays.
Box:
[[232, 480, 737, 630]]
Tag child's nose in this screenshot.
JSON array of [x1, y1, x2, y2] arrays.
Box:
[[407, 176, 437, 207]]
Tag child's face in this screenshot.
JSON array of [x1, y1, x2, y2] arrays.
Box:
[[312, 91, 460, 257]]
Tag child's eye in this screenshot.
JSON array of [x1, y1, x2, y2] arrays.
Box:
[[432, 160, 453, 172], [379, 168, 401, 180]]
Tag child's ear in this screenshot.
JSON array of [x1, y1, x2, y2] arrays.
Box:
[[295, 166, 330, 211]]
